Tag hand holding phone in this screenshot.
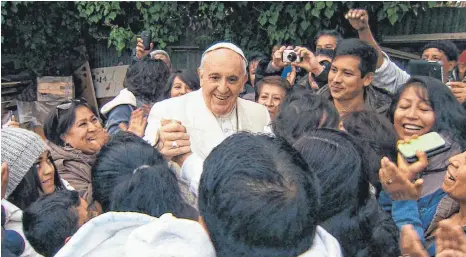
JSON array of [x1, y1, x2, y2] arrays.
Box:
[[141, 31, 152, 50], [407, 60, 444, 83], [397, 132, 447, 163]]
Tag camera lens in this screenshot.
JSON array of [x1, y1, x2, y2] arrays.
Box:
[[287, 52, 297, 62]]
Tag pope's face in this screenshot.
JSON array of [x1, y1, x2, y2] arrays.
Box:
[[198, 49, 247, 116]]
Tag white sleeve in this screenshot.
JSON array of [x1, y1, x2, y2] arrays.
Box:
[[372, 51, 411, 94], [143, 103, 163, 146], [180, 153, 204, 197]]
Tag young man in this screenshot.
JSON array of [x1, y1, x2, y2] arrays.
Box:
[[312, 38, 392, 116], [22, 190, 89, 257], [346, 9, 466, 105], [198, 132, 342, 257]]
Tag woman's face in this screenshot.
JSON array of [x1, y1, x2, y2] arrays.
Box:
[[170, 76, 193, 98], [257, 84, 286, 120], [35, 150, 56, 194], [442, 151, 466, 201], [393, 86, 435, 140], [63, 106, 108, 155]]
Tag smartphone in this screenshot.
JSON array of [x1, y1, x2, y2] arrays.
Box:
[[397, 132, 447, 163], [141, 31, 152, 50], [407, 60, 444, 83]]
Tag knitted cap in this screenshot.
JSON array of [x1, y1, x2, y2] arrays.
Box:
[[150, 50, 171, 63], [1, 128, 46, 198]]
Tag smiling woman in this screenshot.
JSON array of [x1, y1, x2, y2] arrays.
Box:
[[378, 75, 466, 256], [44, 99, 109, 205]]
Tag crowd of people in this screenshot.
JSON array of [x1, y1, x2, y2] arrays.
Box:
[[2, 9, 466, 257]]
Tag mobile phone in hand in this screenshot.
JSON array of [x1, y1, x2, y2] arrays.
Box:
[[397, 132, 447, 163], [141, 31, 152, 50]]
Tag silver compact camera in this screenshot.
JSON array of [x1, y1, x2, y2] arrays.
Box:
[[282, 50, 302, 63]]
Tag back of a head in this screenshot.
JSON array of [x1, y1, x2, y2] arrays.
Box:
[[22, 190, 81, 257], [334, 38, 378, 77], [293, 129, 399, 256], [199, 132, 320, 257], [341, 110, 397, 188], [123, 59, 170, 103], [293, 129, 368, 220], [272, 91, 339, 145], [92, 132, 166, 212], [110, 165, 198, 220]]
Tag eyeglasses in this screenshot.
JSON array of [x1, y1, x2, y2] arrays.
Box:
[[55, 98, 87, 119]]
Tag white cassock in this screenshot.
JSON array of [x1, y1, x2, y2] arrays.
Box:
[[144, 88, 271, 195]]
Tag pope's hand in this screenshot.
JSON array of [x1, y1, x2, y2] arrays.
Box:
[[156, 119, 192, 161]]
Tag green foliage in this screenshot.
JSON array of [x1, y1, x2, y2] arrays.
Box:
[[1, 1, 438, 76]]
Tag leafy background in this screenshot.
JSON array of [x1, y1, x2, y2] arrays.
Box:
[[0, 1, 448, 76]]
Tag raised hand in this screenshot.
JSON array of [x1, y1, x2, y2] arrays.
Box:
[[379, 151, 427, 200], [447, 81, 466, 104], [271, 46, 289, 70], [136, 38, 154, 60], [345, 9, 369, 31], [400, 225, 429, 257], [436, 220, 466, 257], [292, 46, 321, 74], [119, 108, 147, 138]]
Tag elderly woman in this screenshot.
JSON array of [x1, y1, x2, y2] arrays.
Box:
[[44, 99, 147, 207], [162, 69, 200, 99], [44, 99, 108, 205], [254, 76, 291, 120]]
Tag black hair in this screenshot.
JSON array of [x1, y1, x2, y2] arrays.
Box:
[[199, 132, 320, 257], [110, 164, 198, 220], [248, 52, 267, 64], [254, 76, 292, 102], [422, 40, 460, 62], [44, 100, 98, 147], [293, 129, 400, 257], [315, 29, 344, 47], [272, 91, 339, 145], [124, 59, 170, 103], [334, 38, 378, 77], [7, 157, 66, 211], [92, 132, 167, 212], [341, 110, 398, 195], [22, 190, 81, 257], [390, 76, 466, 148], [163, 69, 200, 99]]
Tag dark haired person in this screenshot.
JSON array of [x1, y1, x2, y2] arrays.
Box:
[[255, 76, 291, 120], [22, 190, 89, 257], [1, 128, 69, 257], [44, 100, 108, 206], [101, 59, 170, 135], [163, 69, 200, 99], [92, 131, 196, 214], [272, 90, 339, 144], [346, 9, 466, 105], [294, 129, 400, 257], [240, 52, 268, 100], [313, 38, 392, 116], [377, 76, 466, 256], [340, 110, 398, 196], [199, 132, 342, 256]]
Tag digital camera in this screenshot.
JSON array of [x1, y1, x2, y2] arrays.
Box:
[[282, 50, 302, 63]]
